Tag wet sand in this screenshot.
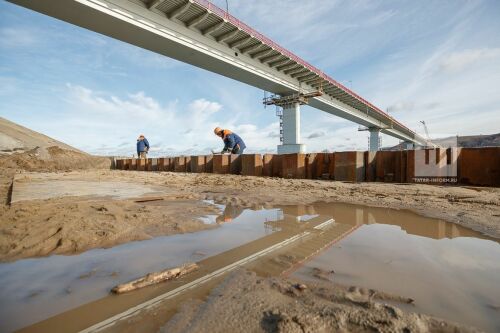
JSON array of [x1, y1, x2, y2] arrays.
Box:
[[7, 202, 498, 333], [162, 269, 480, 333], [1, 169, 499, 332], [0, 173, 225, 262], [1, 169, 498, 262]]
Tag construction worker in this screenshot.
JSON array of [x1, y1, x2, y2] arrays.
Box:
[[213, 127, 246, 154], [216, 203, 244, 224], [136, 134, 150, 158]]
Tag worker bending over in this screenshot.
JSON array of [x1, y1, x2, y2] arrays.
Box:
[[213, 127, 246, 154], [136, 134, 150, 158]]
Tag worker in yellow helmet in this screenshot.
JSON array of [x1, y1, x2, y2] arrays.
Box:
[[213, 127, 246, 154]]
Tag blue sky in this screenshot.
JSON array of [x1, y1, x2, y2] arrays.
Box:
[[1, 0, 499, 156]]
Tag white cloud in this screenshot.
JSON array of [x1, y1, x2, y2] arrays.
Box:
[[187, 98, 222, 116], [363, 5, 500, 139], [55, 84, 283, 155], [223, 0, 398, 68], [386, 101, 415, 113], [439, 245, 499, 270], [439, 48, 500, 73], [2, 0, 499, 155], [65, 83, 175, 123]]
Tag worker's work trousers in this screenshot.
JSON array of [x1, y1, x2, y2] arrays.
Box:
[[231, 146, 244, 155], [139, 151, 147, 159]]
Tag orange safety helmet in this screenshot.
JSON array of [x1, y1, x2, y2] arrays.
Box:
[[213, 127, 222, 136]]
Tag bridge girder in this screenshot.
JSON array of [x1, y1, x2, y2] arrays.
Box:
[[7, 0, 426, 146]]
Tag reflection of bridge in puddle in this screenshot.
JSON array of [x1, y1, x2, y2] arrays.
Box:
[[277, 203, 488, 240], [21, 212, 359, 333], [19, 203, 491, 333]]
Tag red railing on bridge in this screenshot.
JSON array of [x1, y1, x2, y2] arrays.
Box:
[[192, 0, 412, 134]]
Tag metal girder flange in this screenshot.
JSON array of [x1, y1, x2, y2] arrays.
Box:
[[277, 62, 298, 71], [260, 53, 282, 63], [239, 42, 262, 54], [297, 73, 317, 81], [268, 58, 291, 67], [216, 28, 239, 42], [229, 35, 252, 48], [290, 69, 310, 78], [167, 1, 191, 19], [250, 47, 274, 59], [185, 11, 210, 27], [202, 20, 225, 35], [284, 66, 306, 75]]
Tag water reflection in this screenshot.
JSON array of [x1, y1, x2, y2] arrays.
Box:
[[279, 203, 492, 241], [0, 201, 497, 332], [216, 204, 245, 224], [288, 203, 500, 332]]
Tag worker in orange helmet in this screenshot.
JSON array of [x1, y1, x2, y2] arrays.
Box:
[[216, 203, 244, 224], [213, 127, 246, 154]]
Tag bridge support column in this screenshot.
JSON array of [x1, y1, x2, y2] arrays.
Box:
[[404, 141, 414, 150], [277, 102, 306, 154], [369, 128, 381, 151]]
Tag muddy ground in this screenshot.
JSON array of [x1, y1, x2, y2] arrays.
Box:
[[1, 149, 499, 332], [163, 269, 479, 333], [1, 166, 499, 262]]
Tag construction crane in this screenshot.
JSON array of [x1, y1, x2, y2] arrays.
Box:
[[420, 121, 430, 140], [420, 120, 440, 148]]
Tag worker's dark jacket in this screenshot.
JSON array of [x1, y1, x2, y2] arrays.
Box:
[[222, 130, 246, 152], [136, 138, 150, 155]]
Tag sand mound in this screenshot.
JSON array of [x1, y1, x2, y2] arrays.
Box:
[[0, 146, 111, 172], [0, 117, 111, 172], [0, 116, 79, 154]]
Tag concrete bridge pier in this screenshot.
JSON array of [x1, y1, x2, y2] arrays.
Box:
[[278, 102, 306, 154], [369, 128, 381, 151], [404, 141, 414, 150]]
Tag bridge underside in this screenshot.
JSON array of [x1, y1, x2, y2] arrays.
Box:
[[9, 0, 428, 147]]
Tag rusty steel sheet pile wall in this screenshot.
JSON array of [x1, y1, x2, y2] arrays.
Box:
[[114, 147, 500, 187], [213, 154, 230, 174], [190, 155, 206, 173], [205, 155, 213, 173], [229, 154, 242, 175], [334, 152, 365, 182], [157, 157, 169, 172], [262, 154, 273, 177], [306, 153, 335, 180], [282, 154, 306, 179], [365, 151, 408, 183], [241, 154, 263, 177], [116, 159, 123, 170], [458, 148, 500, 187]]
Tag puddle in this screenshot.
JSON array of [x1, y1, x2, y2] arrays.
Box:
[[1, 202, 498, 332], [291, 202, 500, 333], [0, 203, 283, 332]]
